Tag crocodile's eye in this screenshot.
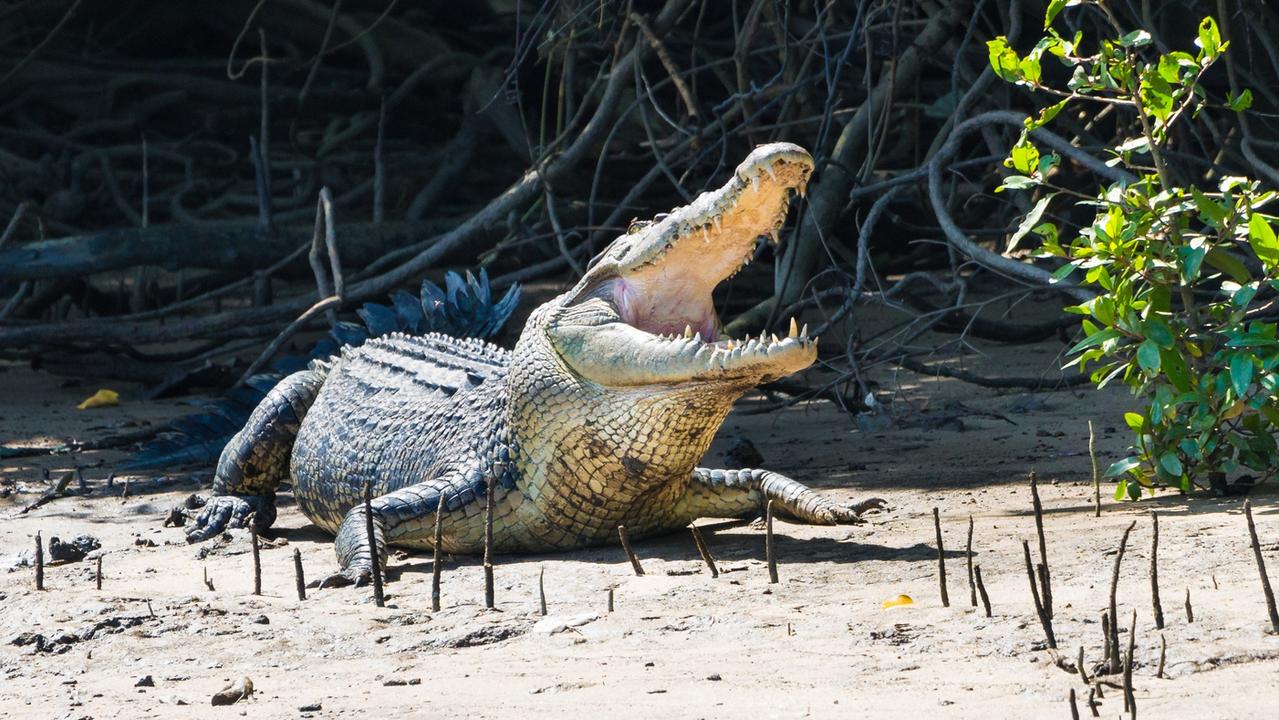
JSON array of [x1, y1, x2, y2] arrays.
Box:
[[626, 219, 651, 235]]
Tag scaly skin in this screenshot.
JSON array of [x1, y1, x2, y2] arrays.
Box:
[[185, 143, 883, 586]]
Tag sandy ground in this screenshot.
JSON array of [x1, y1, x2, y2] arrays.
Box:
[[3, 331, 1279, 720]]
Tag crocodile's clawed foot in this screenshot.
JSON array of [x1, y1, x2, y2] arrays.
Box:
[[850, 497, 888, 516], [820, 497, 888, 525], [184, 495, 275, 543], [308, 565, 375, 590]]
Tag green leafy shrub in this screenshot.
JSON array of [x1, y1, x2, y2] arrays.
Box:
[[988, 3, 1279, 498]]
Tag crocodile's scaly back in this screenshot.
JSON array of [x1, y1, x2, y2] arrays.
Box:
[[291, 333, 511, 534], [186, 143, 884, 586]]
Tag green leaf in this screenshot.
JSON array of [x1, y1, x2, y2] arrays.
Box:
[[1019, 55, 1042, 84], [1123, 412, 1145, 432], [987, 37, 1022, 82], [1159, 452, 1184, 477], [1160, 347, 1192, 392], [1228, 88, 1253, 112], [1140, 70, 1175, 123], [1191, 189, 1227, 227], [1156, 55, 1182, 83], [1105, 457, 1142, 477], [1231, 354, 1254, 396], [1137, 340, 1162, 372], [1007, 194, 1056, 254], [997, 175, 1038, 193], [1119, 30, 1152, 48], [1116, 136, 1151, 155], [1232, 282, 1259, 308], [1204, 248, 1250, 283], [1145, 318, 1174, 348], [1008, 137, 1040, 175], [1196, 16, 1222, 59], [1026, 99, 1068, 131], [1178, 245, 1206, 283], [1249, 213, 1279, 270], [1068, 326, 1121, 354], [1045, 0, 1067, 27]]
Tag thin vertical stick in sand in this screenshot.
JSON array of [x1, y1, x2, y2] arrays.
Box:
[[1123, 609, 1137, 717], [483, 475, 495, 609], [1108, 520, 1137, 673], [1244, 500, 1279, 633], [203, 566, 215, 591], [293, 548, 306, 601], [974, 564, 992, 617], [34, 532, 43, 591], [607, 588, 614, 612], [1087, 687, 1099, 717], [250, 525, 262, 596], [618, 525, 644, 576], [934, 507, 949, 607], [1088, 420, 1101, 517], [1076, 646, 1089, 686], [966, 515, 976, 607], [689, 523, 719, 578], [364, 485, 385, 608], [1022, 539, 1055, 648], [1029, 472, 1052, 618], [1150, 511, 1164, 630], [766, 500, 779, 584], [534, 566, 546, 616], [95, 556, 102, 590], [1156, 633, 1166, 679], [431, 493, 445, 613], [1185, 587, 1194, 623], [1069, 688, 1080, 720], [1101, 611, 1112, 670]]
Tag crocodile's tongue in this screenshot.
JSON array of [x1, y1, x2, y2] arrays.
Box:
[[613, 276, 718, 342]]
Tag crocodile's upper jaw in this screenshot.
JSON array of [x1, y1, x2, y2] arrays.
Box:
[[547, 143, 817, 388]]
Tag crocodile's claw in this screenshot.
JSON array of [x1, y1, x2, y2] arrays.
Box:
[[309, 564, 376, 589], [811, 497, 888, 525], [184, 495, 275, 543], [849, 497, 888, 516]]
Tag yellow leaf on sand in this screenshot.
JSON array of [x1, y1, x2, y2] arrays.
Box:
[[882, 594, 914, 609], [77, 389, 120, 410]]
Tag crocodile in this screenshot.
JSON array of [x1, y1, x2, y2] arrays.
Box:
[[184, 142, 882, 586]]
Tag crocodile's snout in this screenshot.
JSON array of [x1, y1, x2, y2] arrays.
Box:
[[551, 143, 817, 387]]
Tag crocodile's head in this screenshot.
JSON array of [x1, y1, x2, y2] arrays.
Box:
[[538, 142, 817, 389]]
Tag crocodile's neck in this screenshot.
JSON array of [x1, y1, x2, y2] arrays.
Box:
[[503, 296, 744, 545]]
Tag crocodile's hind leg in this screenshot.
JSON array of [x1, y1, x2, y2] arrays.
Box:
[[186, 368, 328, 542], [652, 467, 885, 532], [312, 469, 488, 588]]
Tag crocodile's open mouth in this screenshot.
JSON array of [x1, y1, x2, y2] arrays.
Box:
[[555, 143, 818, 386]]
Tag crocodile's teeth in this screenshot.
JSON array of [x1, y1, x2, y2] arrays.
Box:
[[712, 214, 722, 233], [770, 333, 780, 344], [798, 180, 807, 198], [768, 229, 780, 245], [751, 174, 760, 193], [724, 339, 735, 351], [762, 164, 777, 182], [702, 226, 711, 242], [788, 317, 798, 338], [800, 323, 809, 339], [683, 324, 694, 340]]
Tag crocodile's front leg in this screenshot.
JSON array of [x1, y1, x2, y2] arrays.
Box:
[[312, 470, 489, 588], [667, 467, 885, 528]]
